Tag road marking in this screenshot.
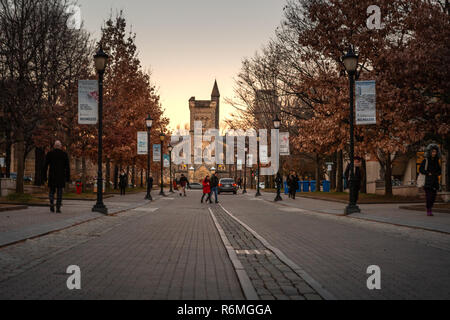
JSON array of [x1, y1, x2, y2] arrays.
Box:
[[278, 207, 307, 213], [219, 203, 336, 301], [132, 208, 159, 213], [208, 208, 259, 301], [235, 249, 272, 256]]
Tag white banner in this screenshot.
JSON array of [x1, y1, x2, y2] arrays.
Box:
[[247, 154, 254, 167], [279, 132, 290, 156], [137, 132, 148, 155], [78, 80, 98, 124], [237, 159, 243, 171], [163, 154, 170, 168], [153, 145, 161, 162], [260, 145, 269, 164], [356, 80, 377, 125]]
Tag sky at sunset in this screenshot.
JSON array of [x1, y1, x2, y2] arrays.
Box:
[[77, 0, 286, 130]]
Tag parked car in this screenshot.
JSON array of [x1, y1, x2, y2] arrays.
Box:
[[188, 182, 203, 190], [218, 178, 238, 195]]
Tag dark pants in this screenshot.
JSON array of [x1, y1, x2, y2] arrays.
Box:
[[211, 187, 218, 203], [120, 186, 126, 195], [202, 193, 212, 203], [49, 187, 63, 207], [425, 188, 437, 210], [289, 188, 296, 199]]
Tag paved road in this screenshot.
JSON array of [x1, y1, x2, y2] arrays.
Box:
[[0, 192, 243, 300], [220, 192, 450, 300], [1, 190, 449, 300]]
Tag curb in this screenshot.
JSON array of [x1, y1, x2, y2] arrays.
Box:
[[0, 199, 154, 249], [209, 208, 259, 301], [218, 204, 336, 301], [0, 205, 28, 212]]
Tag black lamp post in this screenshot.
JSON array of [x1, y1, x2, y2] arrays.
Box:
[[168, 144, 174, 193], [243, 146, 248, 194], [273, 115, 283, 202], [145, 115, 153, 200], [256, 135, 262, 197], [92, 45, 109, 215], [159, 133, 166, 196], [342, 47, 361, 215]]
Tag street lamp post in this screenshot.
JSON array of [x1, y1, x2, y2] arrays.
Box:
[[92, 45, 109, 215], [243, 146, 248, 194], [342, 46, 361, 215], [273, 115, 282, 202], [159, 133, 166, 196], [168, 144, 174, 193], [256, 135, 262, 197], [145, 115, 153, 200]]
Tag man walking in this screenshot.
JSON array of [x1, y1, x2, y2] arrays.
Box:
[[210, 173, 219, 204], [43, 140, 70, 213], [179, 174, 189, 197]]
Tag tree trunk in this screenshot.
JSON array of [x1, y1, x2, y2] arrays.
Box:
[[15, 132, 25, 194], [114, 164, 119, 190], [331, 152, 337, 191], [34, 147, 46, 186], [445, 136, 450, 192], [361, 157, 367, 194], [140, 169, 143, 188], [5, 131, 12, 178], [81, 155, 87, 193], [132, 161, 136, 188], [337, 150, 344, 192], [385, 153, 393, 197], [105, 158, 111, 191], [315, 153, 320, 192], [126, 166, 130, 188]]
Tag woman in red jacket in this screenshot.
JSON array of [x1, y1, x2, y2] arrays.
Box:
[[201, 176, 212, 204]]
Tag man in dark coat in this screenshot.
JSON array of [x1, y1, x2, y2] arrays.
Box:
[[345, 157, 365, 203], [210, 173, 219, 203], [287, 171, 299, 200], [420, 144, 442, 216], [43, 141, 70, 213]]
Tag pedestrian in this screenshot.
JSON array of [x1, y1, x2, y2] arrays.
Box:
[[42, 140, 70, 213], [419, 144, 442, 217], [345, 157, 365, 203], [119, 170, 127, 196], [210, 173, 219, 203], [148, 175, 154, 192], [179, 174, 189, 197], [237, 177, 243, 190], [201, 176, 212, 204], [287, 171, 299, 200]]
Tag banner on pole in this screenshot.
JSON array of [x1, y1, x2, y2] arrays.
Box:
[[237, 159, 243, 171], [356, 80, 377, 125], [247, 154, 254, 167], [78, 80, 98, 125], [153, 145, 161, 162], [260, 145, 269, 164], [279, 132, 290, 156], [163, 154, 170, 168], [137, 132, 148, 155]]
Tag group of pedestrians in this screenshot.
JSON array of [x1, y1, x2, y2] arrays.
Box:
[[41, 140, 443, 218], [174, 174, 189, 197], [201, 174, 219, 204]]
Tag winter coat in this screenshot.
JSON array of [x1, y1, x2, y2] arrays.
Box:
[[119, 174, 127, 189], [287, 175, 299, 190], [420, 157, 441, 191], [43, 149, 70, 188], [180, 176, 189, 187], [203, 180, 211, 194], [210, 175, 219, 188], [345, 165, 365, 187]]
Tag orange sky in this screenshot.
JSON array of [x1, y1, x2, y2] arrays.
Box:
[[77, 0, 286, 130]]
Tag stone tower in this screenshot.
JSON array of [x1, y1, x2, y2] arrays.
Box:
[[189, 80, 220, 131]]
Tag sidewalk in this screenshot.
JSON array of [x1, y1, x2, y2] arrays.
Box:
[[251, 192, 450, 234], [0, 192, 158, 248]]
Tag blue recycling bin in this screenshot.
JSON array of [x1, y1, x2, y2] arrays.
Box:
[[323, 180, 331, 193], [297, 181, 302, 193], [302, 181, 310, 192], [310, 180, 317, 192], [284, 182, 289, 195]]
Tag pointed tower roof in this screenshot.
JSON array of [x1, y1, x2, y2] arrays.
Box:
[[211, 80, 220, 98]]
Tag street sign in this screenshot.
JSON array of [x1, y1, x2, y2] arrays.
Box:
[[78, 80, 98, 125], [356, 80, 377, 125], [153, 145, 161, 162], [137, 132, 147, 155]]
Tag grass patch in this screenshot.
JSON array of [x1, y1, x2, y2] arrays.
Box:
[[6, 193, 33, 203]]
